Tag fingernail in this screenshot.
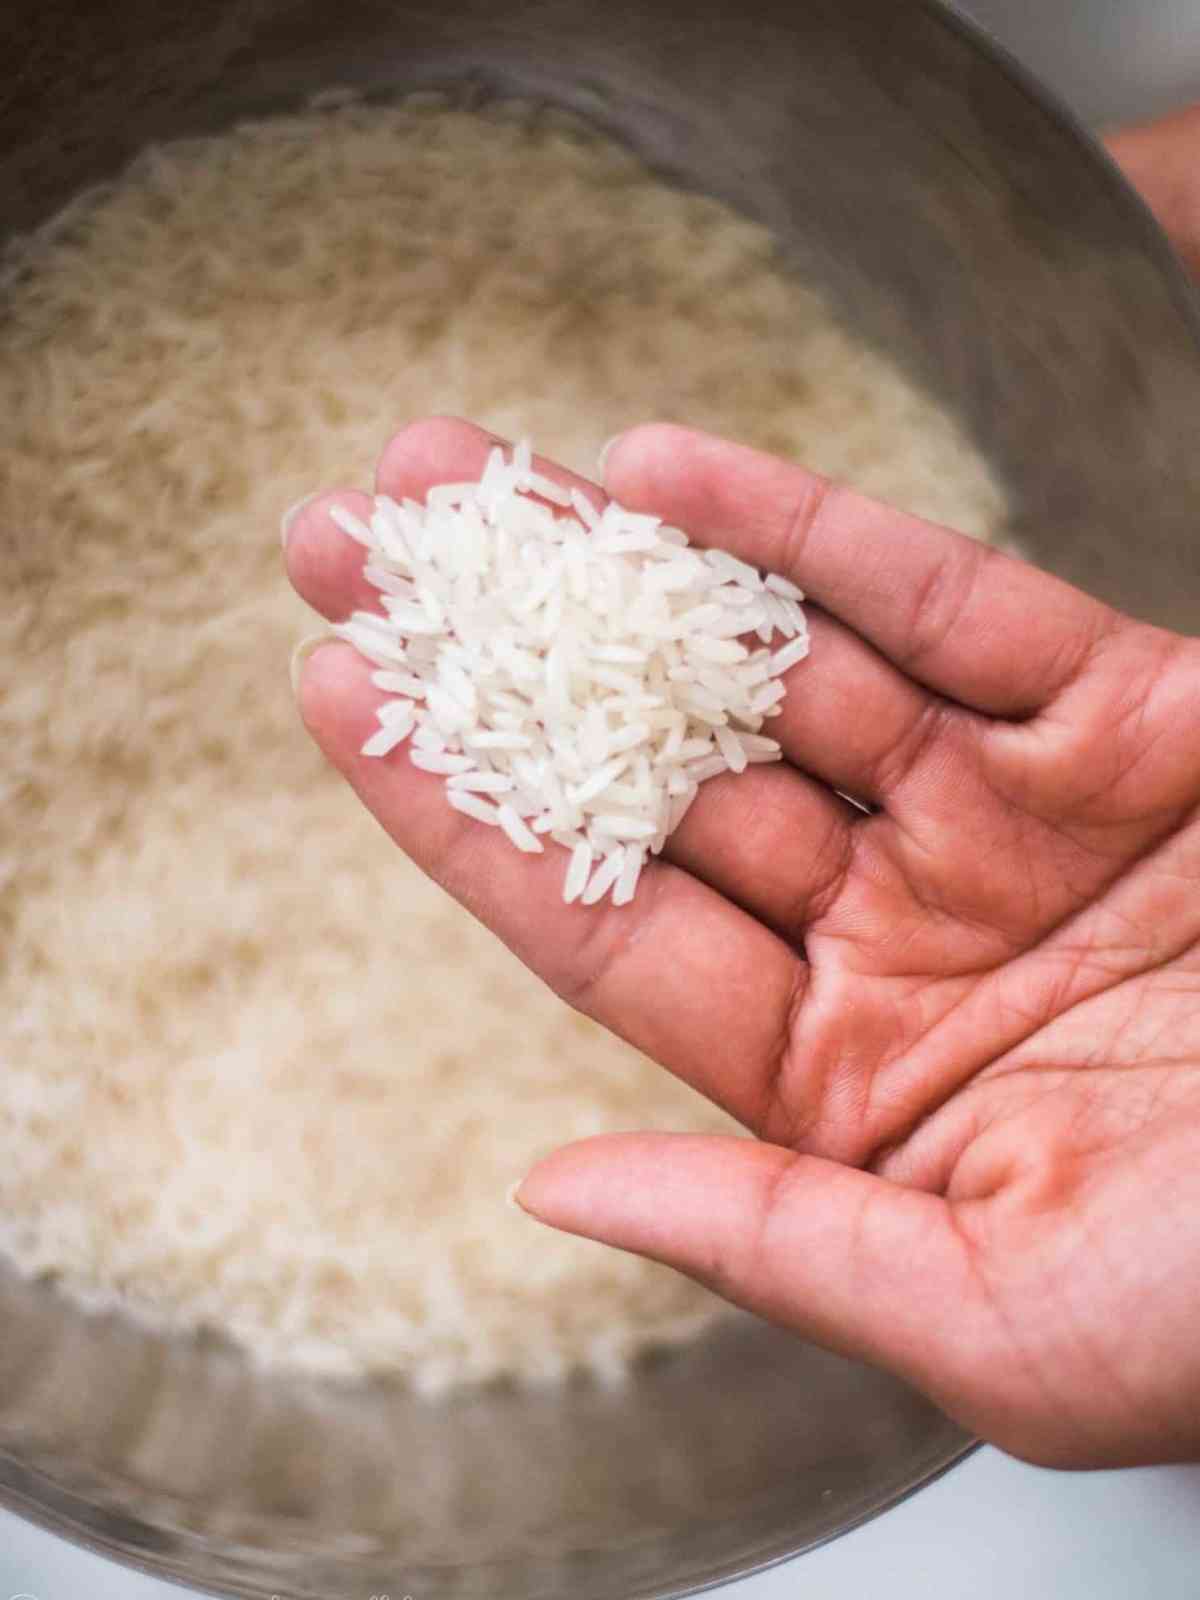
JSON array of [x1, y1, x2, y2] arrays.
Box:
[[280, 493, 317, 551], [290, 633, 331, 696], [597, 433, 625, 481], [505, 1179, 532, 1215]]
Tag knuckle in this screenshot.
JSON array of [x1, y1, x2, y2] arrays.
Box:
[[780, 472, 835, 577], [900, 541, 988, 673], [756, 965, 811, 1145]]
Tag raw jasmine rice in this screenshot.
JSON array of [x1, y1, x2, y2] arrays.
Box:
[[332, 442, 809, 907], [0, 92, 1010, 1390]]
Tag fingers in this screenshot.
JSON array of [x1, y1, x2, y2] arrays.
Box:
[[602, 424, 1122, 720], [515, 1130, 977, 1393], [295, 640, 806, 1131], [376, 414, 600, 508], [376, 414, 501, 497], [285, 418, 602, 626], [665, 760, 855, 940], [287, 417, 976, 815], [285, 417, 867, 949], [285, 488, 381, 622], [771, 607, 975, 810]]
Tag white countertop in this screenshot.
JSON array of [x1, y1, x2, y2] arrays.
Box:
[[5, 2, 1200, 1595]]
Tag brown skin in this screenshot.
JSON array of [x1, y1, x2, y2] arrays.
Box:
[[1108, 105, 1200, 280], [286, 111, 1200, 1471]]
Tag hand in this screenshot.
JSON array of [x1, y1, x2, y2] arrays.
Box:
[[1107, 104, 1200, 281], [286, 415, 1200, 1470]]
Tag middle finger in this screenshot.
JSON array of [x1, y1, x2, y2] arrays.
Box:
[[770, 608, 975, 812]]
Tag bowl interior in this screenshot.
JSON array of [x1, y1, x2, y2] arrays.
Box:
[[0, 1267, 970, 1598]]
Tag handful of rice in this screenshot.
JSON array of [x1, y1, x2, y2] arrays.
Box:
[[329, 441, 809, 906]]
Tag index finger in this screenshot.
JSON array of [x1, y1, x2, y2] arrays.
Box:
[[291, 418, 807, 1133], [297, 645, 802, 1135], [285, 417, 604, 624], [602, 423, 1122, 719]]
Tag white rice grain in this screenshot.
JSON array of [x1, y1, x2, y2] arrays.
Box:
[[333, 443, 812, 899], [497, 804, 545, 854], [612, 847, 645, 907], [581, 849, 627, 906], [446, 790, 502, 825], [563, 841, 594, 904]]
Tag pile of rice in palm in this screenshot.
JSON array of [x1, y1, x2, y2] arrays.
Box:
[[330, 439, 811, 907]]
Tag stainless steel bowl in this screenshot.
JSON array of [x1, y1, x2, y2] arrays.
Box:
[[3, 2, 1199, 1596]]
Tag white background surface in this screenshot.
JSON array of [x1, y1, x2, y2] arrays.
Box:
[[4, 0, 1200, 1594]]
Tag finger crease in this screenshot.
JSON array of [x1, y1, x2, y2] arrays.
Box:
[[551, 861, 667, 1017], [757, 960, 811, 1147], [871, 698, 954, 796], [747, 1152, 807, 1287], [900, 540, 991, 676], [779, 471, 836, 579], [796, 811, 857, 931]]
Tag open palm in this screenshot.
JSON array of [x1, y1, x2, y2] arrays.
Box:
[[287, 417, 1200, 1469]]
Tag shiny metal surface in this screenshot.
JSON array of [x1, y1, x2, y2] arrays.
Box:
[[0, 1269, 969, 1598], [2, 2, 1199, 1597]]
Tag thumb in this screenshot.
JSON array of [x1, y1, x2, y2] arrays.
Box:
[[516, 1130, 979, 1397]]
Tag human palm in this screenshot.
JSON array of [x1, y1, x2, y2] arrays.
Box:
[[287, 416, 1200, 1469]]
